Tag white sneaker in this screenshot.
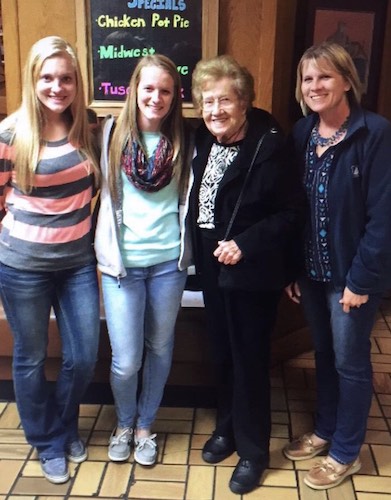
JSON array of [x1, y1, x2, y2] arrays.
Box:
[[108, 427, 133, 461], [134, 433, 158, 466]]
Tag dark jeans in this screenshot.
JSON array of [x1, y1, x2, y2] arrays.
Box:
[[0, 262, 100, 459], [298, 277, 382, 464], [200, 235, 281, 463]]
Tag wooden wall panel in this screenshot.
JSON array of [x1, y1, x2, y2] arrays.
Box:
[[2, 0, 21, 113], [219, 0, 275, 112], [378, 0, 391, 121], [273, 0, 298, 132], [218, 0, 298, 130], [3, 0, 77, 113], [17, 0, 76, 61], [254, 0, 277, 112]]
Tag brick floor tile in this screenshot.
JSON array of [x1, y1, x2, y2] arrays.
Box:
[[186, 465, 214, 499], [0, 302, 390, 500]]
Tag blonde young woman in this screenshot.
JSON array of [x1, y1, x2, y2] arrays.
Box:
[[0, 36, 100, 484], [95, 54, 193, 467]]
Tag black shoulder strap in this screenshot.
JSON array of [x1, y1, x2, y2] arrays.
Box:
[[223, 128, 277, 241]]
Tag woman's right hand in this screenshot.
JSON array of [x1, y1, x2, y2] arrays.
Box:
[[285, 282, 301, 304]]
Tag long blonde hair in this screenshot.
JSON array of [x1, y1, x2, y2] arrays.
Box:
[[108, 54, 186, 199], [0, 36, 99, 193]]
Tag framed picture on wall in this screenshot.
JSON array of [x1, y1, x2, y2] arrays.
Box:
[[305, 0, 388, 110]]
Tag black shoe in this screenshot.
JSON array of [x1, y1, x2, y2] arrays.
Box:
[[202, 435, 235, 464], [229, 458, 267, 494]]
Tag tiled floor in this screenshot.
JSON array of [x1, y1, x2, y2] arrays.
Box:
[[1, 301, 391, 499]]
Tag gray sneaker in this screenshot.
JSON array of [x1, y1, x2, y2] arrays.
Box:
[[66, 438, 88, 463], [40, 457, 69, 484], [134, 433, 158, 466], [108, 427, 133, 461]]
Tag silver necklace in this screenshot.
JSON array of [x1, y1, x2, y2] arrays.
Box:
[[311, 116, 350, 147]]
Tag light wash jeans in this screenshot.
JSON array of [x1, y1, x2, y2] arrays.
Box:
[[101, 259, 187, 430], [298, 277, 382, 464], [0, 262, 100, 459]]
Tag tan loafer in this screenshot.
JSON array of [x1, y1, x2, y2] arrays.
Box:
[[283, 432, 329, 461], [304, 456, 361, 490]]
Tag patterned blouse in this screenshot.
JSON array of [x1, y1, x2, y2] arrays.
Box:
[[304, 139, 335, 281], [197, 142, 240, 229]]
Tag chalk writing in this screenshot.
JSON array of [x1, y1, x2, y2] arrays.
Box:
[[98, 81, 186, 98], [100, 82, 129, 96], [150, 13, 190, 27], [97, 15, 146, 28], [89, 0, 201, 102], [127, 0, 186, 11], [98, 46, 156, 59]]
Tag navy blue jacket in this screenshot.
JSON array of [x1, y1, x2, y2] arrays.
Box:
[[190, 107, 305, 291], [292, 106, 391, 294]]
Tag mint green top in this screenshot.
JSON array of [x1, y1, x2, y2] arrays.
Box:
[[120, 132, 180, 267]]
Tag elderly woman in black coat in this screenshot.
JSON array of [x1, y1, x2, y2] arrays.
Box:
[[189, 55, 304, 495]]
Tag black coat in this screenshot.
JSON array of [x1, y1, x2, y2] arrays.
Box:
[[189, 107, 305, 291]]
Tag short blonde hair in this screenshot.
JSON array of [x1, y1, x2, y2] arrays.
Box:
[[192, 55, 255, 111], [296, 42, 362, 115]]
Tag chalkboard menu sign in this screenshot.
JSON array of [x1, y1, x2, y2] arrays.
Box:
[[87, 0, 209, 107]]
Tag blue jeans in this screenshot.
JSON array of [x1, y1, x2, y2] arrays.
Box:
[[0, 262, 100, 459], [101, 259, 187, 430], [298, 278, 382, 464]]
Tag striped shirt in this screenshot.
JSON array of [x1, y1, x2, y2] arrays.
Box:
[[0, 132, 96, 271]]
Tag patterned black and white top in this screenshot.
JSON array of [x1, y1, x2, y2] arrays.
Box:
[[197, 142, 240, 229]]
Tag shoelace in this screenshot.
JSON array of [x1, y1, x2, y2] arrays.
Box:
[[111, 429, 132, 445], [316, 458, 351, 476], [136, 433, 157, 450], [300, 434, 314, 446], [300, 434, 327, 450], [317, 459, 336, 473]]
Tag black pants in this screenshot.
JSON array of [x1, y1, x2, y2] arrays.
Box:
[[200, 235, 281, 463]]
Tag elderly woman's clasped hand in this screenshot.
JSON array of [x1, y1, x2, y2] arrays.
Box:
[[213, 239, 243, 265]]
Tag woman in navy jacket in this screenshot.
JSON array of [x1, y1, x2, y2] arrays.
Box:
[[284, 42, 391, 490], [190, 55, 304, 495]]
